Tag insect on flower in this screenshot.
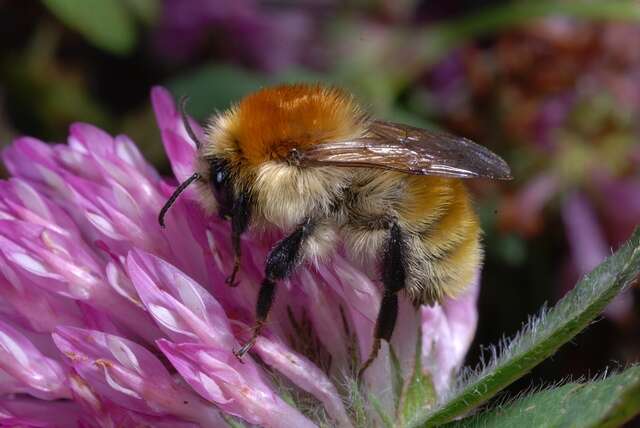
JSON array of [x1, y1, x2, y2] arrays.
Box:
[[158, 83, 512, 375]]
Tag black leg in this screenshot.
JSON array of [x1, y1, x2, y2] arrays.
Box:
[[234, 218, 314, 358], [264, 217, 313, 280], [359, 222, 406, 378], [234, 278, 275, 357], [226, 192, 251, 287]]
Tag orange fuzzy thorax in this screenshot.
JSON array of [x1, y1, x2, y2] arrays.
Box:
[[225, 84, 368, 165]]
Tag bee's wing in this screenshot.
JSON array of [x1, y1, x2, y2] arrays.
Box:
[[299, 120, 512, 179]]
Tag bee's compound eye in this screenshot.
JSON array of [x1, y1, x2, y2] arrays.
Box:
[[215, 170, 226, 185], [210, 160, 229, 189], [209, 159, 233, 218]]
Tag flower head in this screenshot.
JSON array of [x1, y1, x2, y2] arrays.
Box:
[[0, 87, 479, 426]]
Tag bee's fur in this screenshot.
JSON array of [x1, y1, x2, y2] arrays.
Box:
[[199, 84, 479, 303], [337, 169, 481, 304], [190, 83, 482, 360]]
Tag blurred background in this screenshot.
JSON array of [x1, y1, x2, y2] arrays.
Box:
[[1, 0, 639, 403]]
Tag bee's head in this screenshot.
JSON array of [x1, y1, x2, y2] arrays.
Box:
[[158, 98, 236, 228], [199, 156, 234, 219], [159, 84, 365, 228]]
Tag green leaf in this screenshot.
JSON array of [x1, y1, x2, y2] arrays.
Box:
[[369, 394, 395, 428], [344, 377, 369, 428], [167, 65, 265, 119], [389, 346, 404, 414], [400, 329, 437, 426], [167, 64, 347, 120], [122, 0, 159, 25], [445, 365, 640, 428], [41, 0, 136, 55], [408, 228, 640, 427]]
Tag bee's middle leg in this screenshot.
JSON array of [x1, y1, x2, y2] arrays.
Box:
[[358, 221, 406, 378], [234, 218, 314, 358]]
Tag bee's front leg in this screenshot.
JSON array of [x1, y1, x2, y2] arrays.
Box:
[[225, 191, 251, 287], [358, 222, 406, 379], [234, 218, 315, 358]]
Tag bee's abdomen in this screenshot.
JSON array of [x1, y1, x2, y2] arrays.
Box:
[[398, 176, 482, 305]]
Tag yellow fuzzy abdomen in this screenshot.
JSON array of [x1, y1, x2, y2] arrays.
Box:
[[398, 176, 482, 303]]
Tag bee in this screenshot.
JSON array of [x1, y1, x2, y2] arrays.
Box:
[[159, 84, 511, 375]]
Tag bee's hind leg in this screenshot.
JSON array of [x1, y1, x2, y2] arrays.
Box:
[[234, 218, 315, 358], [358, 222, 406, 379]]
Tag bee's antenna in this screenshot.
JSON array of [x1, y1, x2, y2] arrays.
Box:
[[158, 172, 201, 228], [179, 96, 202, 149]]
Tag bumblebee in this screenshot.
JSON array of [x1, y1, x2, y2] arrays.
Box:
[[159, 84, 511, 373]]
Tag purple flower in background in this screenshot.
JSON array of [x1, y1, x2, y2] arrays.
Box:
[[153, 0, 311, 71], [0, 87, 479, 426], [428, 19, 640, 324]]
